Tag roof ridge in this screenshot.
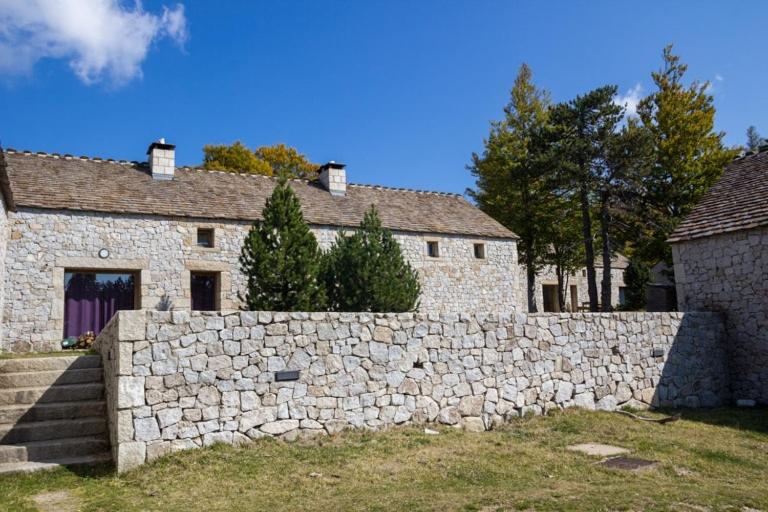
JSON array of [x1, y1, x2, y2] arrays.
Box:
[[152, 164, 464, 197], [347, 182, 462, 197], [4, 148, 466, 198], [3, 148, 141, 166], [177, 166, 312, 184], [733, 146, 768, 161]]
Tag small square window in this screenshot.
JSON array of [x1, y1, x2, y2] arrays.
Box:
[[473, 243, 485, 259], [197, 228, 214, 248], [427, 241, 439, 258]]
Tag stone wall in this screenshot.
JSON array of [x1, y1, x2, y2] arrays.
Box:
[[673, 226, 768, 404], [96, 309, 728, 471], [2, 208, 518, 352], [0, 192, 7, 353]]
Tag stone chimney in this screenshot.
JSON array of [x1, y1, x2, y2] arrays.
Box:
[[147, 138, 176, 180], [318, 161, 346, 196]]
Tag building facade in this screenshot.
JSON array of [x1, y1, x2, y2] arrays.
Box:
[[0, 144, 519, 353], [670, 148, 768, 404], [526, 256, 629, 313]]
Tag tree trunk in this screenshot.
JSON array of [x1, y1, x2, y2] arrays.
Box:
[[526, 262, 538, 313], [555, 263, 566, 312], [600, 191, 612, 312], [580, 183, 598, 311]]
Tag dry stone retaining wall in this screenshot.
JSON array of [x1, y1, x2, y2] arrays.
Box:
[[96, 309, 727, 471]]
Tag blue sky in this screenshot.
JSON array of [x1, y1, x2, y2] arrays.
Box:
[[1, 1, 766, 195]]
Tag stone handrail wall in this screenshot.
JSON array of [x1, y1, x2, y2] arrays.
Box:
[[96, 309, 728, 472]]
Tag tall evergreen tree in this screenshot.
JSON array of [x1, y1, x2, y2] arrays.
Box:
[[599, 120, 654, 310], [636, 45, 739, 271], [747, 126, 764, 152], [622, 258, 650, 311], [549, 86, 622, 311], [321, 207, 420, 312], [240, 178, 326, 311], [468, 63, 552, 312]]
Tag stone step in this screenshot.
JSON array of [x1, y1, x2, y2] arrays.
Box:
[[0, 452, 112, 475], [0, 417, 106, 444], [0, 435, 108, 464], [0, 400, 106, 424], [0, 383, 104, 406], [0, 368, 103, 389], [0, 355, 101, 374]]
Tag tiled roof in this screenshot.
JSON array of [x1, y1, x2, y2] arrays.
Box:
[[668, 149, 768, 243], [0, 149, 517, 240]]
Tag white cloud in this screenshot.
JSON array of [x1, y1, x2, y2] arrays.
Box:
[[705, 74, 723, 95], [0, 0, 188, 85], [614, 83, 644, 118]]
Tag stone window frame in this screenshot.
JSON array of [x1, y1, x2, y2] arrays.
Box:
[[190, 271, 221, 311], [196, 227, 215, 249], [471, 241, 486, 260], [425, 239, 440, 259], [186, 223, 221, 253], [53, 257, 151, 338], [181, 260, 234, 311]]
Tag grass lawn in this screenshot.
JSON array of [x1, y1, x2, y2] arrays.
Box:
[[1, 408, 766, 511]]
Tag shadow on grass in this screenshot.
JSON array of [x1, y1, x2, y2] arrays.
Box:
[[56, 461, 115, 479], [655, 406, 768, 436]]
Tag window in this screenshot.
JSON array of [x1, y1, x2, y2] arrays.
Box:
[[191, 272, 219, 311], [197, 228, 214, 248], [427, 241, 439, 258], [64, 271, 137, 338], [619, 286, 628, 306], [473, 243, 485, 259]]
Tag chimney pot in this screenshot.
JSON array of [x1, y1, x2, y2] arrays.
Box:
[[147, 139, 176, 180], [319, 161, 346, 196]]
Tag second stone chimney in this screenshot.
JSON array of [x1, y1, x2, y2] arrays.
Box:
[[318, 161, 346, 196], [147, 138, 176, 180]]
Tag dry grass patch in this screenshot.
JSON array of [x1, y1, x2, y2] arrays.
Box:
[[0, 408, 766, 511]]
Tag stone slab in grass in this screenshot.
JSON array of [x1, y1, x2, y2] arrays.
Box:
[[566, 443, 630, 457], [599, 456, 659, 471]]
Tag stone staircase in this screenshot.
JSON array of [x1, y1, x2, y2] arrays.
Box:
[[0, 354, 111, 474]]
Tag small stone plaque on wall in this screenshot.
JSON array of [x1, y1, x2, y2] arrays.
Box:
[[275, 370, 300, 382]]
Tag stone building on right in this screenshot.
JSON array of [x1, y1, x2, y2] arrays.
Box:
[[670, 148, 768, 405]]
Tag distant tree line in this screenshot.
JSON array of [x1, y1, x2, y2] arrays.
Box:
[[203, 141, 318, 179], [469, 45, 739, 312]]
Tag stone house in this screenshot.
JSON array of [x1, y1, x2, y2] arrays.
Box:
[[670, 147, 768, 404], [529, 254, 629, 313], [0, 142, 520, 353]]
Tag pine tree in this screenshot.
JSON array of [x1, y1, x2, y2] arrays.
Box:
[[468, 63, 552, 312], [747, 126, 764, 152], [636, 45, 739, 271], [239, 178, 325, 311], [548, 86, 624, 311], [622, 258, 650, 311], [321, 207, 420, 312]]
